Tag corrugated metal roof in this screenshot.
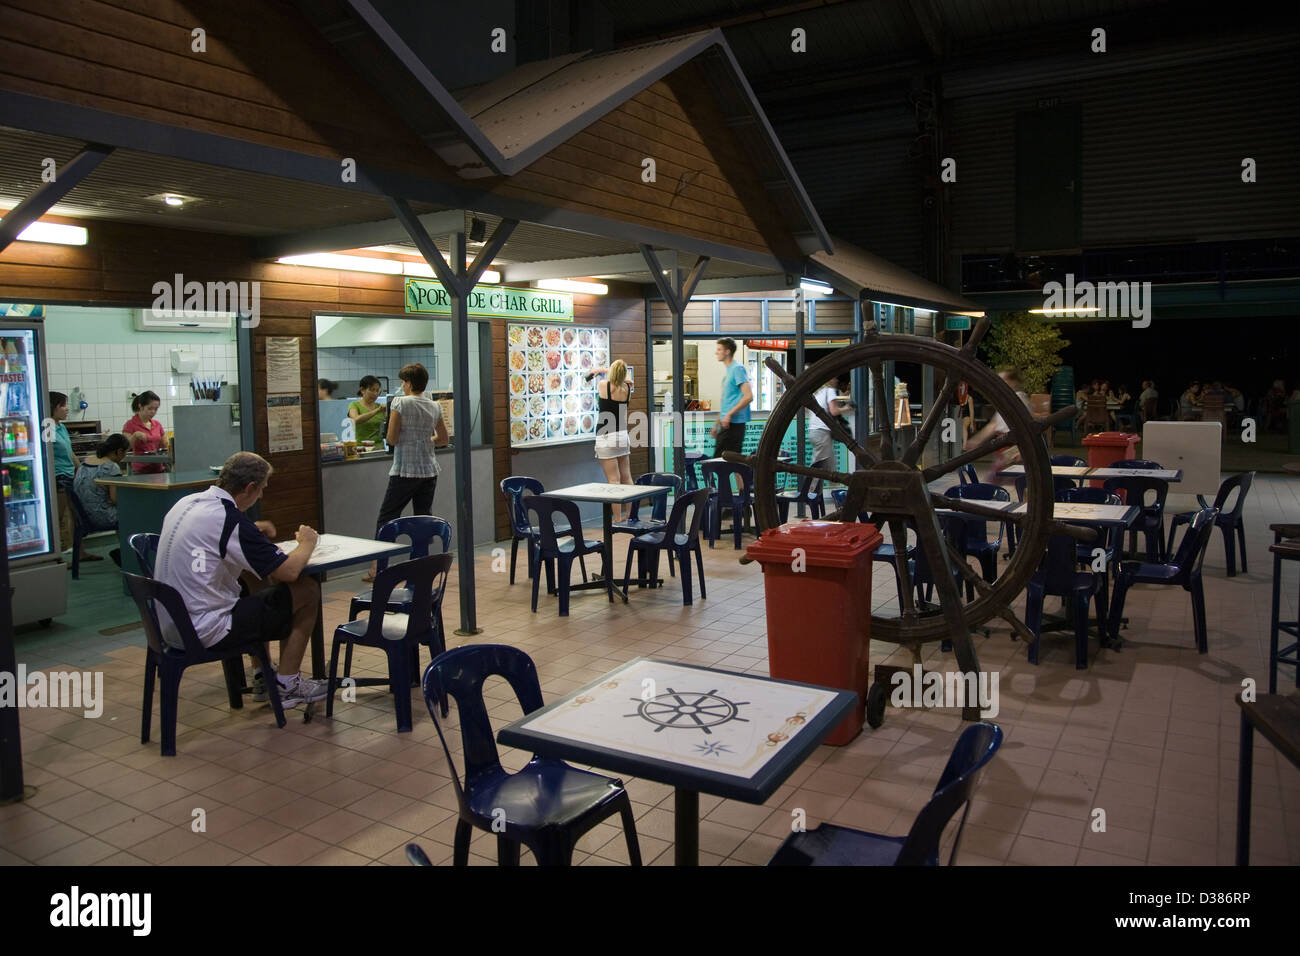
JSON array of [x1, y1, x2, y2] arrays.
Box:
[[811, 236, 978, 311]]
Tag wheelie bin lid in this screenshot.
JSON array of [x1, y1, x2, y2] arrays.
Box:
[[1082, 431, 1139, 444], [745, 521, 883, 568]]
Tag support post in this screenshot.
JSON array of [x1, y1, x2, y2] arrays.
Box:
[[388, 199, 516, 635], [794, 290, 806, 514], [641, 247, 708, 479]]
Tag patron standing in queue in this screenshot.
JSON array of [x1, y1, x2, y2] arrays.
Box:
[[366, 362, 448, 582], [123, 390, 166, 473], [348, 375, 385, 445], [591, 360, 634, 520]]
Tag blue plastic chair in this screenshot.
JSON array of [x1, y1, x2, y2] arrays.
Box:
[[1108, 507, 1219, 654], [66, 476, 116, 579], [1050, 454, 1087, 492], [129, 532, 160, 577], [1025, 534, 1109, 669], [349, 515, 451, 621], [1166, 472, 1254, 577], [1102, 475, 1169, 561], [1059, 488, 1123, 594], [327, 554, 451, 732], [623, 487, 710, 605], [776, 471, 826, 523], [942, 483, 1010, 586], [525, 496, 607, 615], [124, 571, 285, 756], [956, 463, 979, 486], [912, 513, 973, 605], [683, 450, 705, 492], [701, 460, 757, 549], [500, 476, 581, 585], [831, 490, 915, 607], [768, 722, 1003, 865], [614, 472, 683, 579], [419, 644, 642, 866]]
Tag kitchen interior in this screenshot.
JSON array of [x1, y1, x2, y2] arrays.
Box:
[[315, 312, 497, 545], [44, 304, 242, 471]]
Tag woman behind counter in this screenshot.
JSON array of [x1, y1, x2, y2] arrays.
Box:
[[365, 363, 448, 581], [348, 375, 385, 444], [123, 390, 165, 473]]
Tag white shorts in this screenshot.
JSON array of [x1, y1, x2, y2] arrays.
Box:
[[594, 431, 630, 460]]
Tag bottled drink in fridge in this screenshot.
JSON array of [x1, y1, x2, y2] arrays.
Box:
[[2, 465, 10, 499], [13, 419, 27, 455]]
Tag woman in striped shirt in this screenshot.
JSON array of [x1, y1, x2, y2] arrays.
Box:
[[364, 362, 449, 582]]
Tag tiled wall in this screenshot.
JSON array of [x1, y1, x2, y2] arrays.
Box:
[[316, 346, 438, 398], [46, 341, 239, 434]]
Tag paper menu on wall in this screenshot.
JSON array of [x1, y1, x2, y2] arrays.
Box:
[[266, 337, 301, 394], [267, 394, 303, 453]]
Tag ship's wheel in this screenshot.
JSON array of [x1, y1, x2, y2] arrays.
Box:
[[724, 317, 1094, 720]]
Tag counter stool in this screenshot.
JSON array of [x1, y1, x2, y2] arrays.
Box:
[[1267, 523, 1300, 693]]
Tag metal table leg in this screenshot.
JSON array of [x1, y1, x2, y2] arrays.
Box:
[[1236, 708, 1253, 866], [675, 788, 699, 866]]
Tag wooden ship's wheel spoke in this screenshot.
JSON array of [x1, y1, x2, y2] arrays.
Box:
[[745, 317, 1068, 717]]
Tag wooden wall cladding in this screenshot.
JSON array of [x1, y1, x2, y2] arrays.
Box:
[[0, 219, 651, 542]]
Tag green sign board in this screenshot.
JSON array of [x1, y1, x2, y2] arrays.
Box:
[[945, 315, 972, 331], [405, 279, 573, 321]]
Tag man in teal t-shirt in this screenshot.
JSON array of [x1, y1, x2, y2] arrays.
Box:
[[713, 338, 753, 473]]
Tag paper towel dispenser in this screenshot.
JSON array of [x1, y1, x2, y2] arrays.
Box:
[[170, 348, 200, 373]]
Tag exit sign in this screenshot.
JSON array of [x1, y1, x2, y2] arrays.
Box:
[[945, 316, 972, 331]]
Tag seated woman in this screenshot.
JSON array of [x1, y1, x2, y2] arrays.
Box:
[[74, 434, 129, 529]]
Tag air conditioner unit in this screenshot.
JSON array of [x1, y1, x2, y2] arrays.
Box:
[[134, 309, 233, 332]]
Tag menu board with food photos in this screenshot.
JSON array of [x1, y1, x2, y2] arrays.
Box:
[[507, 322, 609, 448]]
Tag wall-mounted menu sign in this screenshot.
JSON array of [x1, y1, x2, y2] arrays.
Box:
[[507, 323, 609, 448], [405, 279, 573, 321]]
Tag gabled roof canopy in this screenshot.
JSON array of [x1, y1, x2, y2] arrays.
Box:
[[811, 237, 980, 313]]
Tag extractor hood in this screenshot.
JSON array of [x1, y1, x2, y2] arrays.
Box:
[[315, 314, 440, 348]]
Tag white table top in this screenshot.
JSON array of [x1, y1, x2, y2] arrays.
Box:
[[1000, 465, 1182, 481], [544, 482, 671, 503], [275, 533, 409, 572], [940, 501, 1138, 526], [500, 659, 849, 787]]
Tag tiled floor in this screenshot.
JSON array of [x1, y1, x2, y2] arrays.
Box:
[[3, 477, 1298, 866]]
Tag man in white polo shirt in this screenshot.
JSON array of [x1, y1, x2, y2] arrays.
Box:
[[155, 451, 327, 707]]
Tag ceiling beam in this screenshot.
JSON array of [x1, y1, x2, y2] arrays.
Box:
[[0, 144, 112, 254], [500, 252, 658, 283], [252, 209, 465, 259]]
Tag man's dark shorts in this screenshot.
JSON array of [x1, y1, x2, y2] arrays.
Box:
[[209, 584, 294, 651], [714, 422, 747, 457]]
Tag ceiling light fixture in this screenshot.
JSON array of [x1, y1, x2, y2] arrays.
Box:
[[163, 195, 184, 207], [537, 278, 608, 295], [402, 261, 499, 283], [277, 253, 402, 275], [799, 278, 833, 295], [0, 219, 88, 246]]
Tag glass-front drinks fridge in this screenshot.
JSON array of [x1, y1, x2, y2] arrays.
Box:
[[1, 315, 67, 626]]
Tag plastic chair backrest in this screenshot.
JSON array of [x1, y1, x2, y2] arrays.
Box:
[[123, 571, 203, 656], [1111, 459, 1162, 469], [421, 644, 546, 814], [943, 483, 1009, 549], [1211, 472, 1254, 520], [896, 722, 1004, 865], [831, 489, 846, 510], [129, 532, 160, 577], [628, 473, 682, 522], [1170, 507, 1220, 581], [676, 487, 711, 539], [358, 554, 450, 643], [1050, 455, 1086, 468], [524, 496, 583, 557], [64, 474, 98, 532], [683, 451, 705, 492], [501, 476, 544, 536], [1102, 475, 1168, 512], [376, 515, 451, 575], [701, 460, 753, 507], [957, 464, 979, 486], [1061, 488, 1121, 506], [1035, 533, 1088, 595]]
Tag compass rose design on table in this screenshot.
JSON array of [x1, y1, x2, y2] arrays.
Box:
[[625, 688, 749, 735]]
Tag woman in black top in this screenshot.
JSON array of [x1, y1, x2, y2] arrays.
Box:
[[591, 359, 634, 520]]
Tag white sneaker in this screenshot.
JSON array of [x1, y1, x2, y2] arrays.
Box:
[[277, 674, 330, 707]]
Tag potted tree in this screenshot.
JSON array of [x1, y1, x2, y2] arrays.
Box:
[[980, 310, 1070, 436]]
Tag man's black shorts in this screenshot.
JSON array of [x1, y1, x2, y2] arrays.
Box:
[[714, 422, 747, 457], [209, 584, 294, 651]]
